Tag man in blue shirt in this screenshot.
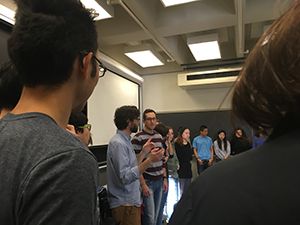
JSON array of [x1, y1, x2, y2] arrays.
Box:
[[107, 106, 164, 225], [192, 125, 214, 174]]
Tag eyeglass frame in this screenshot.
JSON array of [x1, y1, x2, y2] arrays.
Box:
[[78, 124, 92, 131], [79, 51, 107, 78]]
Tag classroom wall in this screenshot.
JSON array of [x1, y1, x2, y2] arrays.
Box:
[[143, 72, 252, 141], [142, 72, 233, 113]]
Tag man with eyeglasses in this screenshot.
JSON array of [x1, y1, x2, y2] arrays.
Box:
[[0, 1, 101, 225], [132, 109, 168, 225], [67, 111, 92, 146], [107, 106, 164, 225]]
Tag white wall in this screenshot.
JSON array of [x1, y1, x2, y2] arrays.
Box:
[[88, 71, 139, 146], [142, 72, 233, 113]]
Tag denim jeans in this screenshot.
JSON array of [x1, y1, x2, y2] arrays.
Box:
[[197, 160, 210, 174], [142, 179, 163, 225], [156, 187, 168, 225]]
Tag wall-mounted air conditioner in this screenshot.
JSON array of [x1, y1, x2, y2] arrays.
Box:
[[178, 67, 242, 89]]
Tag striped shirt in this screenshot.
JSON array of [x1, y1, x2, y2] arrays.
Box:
[[132, 129, 164, 180]]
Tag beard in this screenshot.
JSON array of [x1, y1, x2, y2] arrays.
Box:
[[130, 124, 138, 133]]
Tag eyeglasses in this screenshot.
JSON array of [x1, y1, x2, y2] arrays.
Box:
[[93, 55, 107, 78], [79, 51, 107, 78], [145, 117, 157, 121], [78, 124, 92, 131]]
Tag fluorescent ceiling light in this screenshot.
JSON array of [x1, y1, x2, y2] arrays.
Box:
[[160, 0, 198, 7], [0, 4, 15, 25], [125, 50, 164, 68], [80, 0, 112, 20], [188, 41, 221, 61]]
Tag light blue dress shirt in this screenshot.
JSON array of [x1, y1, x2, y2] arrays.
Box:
[[106, 130, 141, 208]]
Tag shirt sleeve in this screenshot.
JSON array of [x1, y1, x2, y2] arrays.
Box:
[[214, 140, 223, 159], [108, 141, 139, 185], [131, 135, 142, 154], [192, 137, 197, 149], [226, 141, 231, 157], [174, 142, 183, 164], [17, 149, 99, 225], [209, 137, 213, 148]]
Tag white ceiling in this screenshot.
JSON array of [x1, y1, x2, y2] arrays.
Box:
[[1, 0, 292, 75]]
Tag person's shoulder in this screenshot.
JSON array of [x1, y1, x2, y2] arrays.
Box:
[[132, 130, 145, 138], [152, 130, 163, 139], [207, 136, 212, 141], [193, 136, 199, 141], [108, 134, 126, 149]]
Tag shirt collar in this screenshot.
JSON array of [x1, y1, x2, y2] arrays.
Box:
[[117, 130, 131, 141]]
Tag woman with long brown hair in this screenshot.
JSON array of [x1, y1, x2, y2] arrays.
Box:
[[175, 127, 193, 196]]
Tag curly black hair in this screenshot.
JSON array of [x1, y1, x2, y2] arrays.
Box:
[[114, 106, 140, 130], [8, 0, 98, 87]]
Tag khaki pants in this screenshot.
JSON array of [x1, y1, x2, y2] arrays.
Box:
[[111, 206, 141, 225]]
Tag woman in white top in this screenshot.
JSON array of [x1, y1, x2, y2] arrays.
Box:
[[214, 130, 231, 162]]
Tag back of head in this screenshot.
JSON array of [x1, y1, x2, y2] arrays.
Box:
[[232, 2, 300, 130], [0, 62, 22, 111], [154, 123, 169, 137], [69, 111, 88, 133], [114, 105, 140, 130], [8, 0, 98, 87]]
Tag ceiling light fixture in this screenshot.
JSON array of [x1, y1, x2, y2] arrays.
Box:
[[187, 34, 221, 61], [160, 0, 199, 7], [80, 0, 113, 20], [0, 4, 15, 25], [125, 50, 164, 68]]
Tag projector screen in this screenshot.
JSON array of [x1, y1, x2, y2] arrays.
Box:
[[88, 70, 140, 146]]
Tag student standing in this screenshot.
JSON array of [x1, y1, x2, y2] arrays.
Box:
[[107, 106, 163, 225], [175, 128, 193, 196], [230, 128, 251, 155], [214, 130, 231, 162], [132, 109, 167, 225], [0, 1, 101, 224], [192, 125, 214, 174]]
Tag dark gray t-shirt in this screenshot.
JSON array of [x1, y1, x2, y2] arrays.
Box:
[[0, 112, 99, 225]]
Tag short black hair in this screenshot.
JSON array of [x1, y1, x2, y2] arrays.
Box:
[[199, 125, 208, 132], [8, 0, 98, 87], [114, 106, 140, 130], [0, 62, 22, 110], [143, 109, 157, 121], [69, 111, 88, 133]]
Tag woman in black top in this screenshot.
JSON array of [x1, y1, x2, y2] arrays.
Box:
[[230, 128, 251, 155], [175, 127, 193, 196]]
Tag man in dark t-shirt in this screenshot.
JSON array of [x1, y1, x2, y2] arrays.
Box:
[[0, 1, 103, 225]]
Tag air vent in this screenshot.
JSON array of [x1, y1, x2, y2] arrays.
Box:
[[178, 67, 241, 89]]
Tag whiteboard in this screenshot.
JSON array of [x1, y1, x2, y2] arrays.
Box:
[[88, 70, 140, 145]]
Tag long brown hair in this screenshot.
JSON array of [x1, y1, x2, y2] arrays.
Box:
[[232, 2, 300, 130], [175, 127, 189, 146]]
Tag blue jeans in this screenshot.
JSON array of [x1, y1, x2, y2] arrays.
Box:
[[142, 179, 163, 225], [156, 187, 168, 225], [197, 160, 210, 174]]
